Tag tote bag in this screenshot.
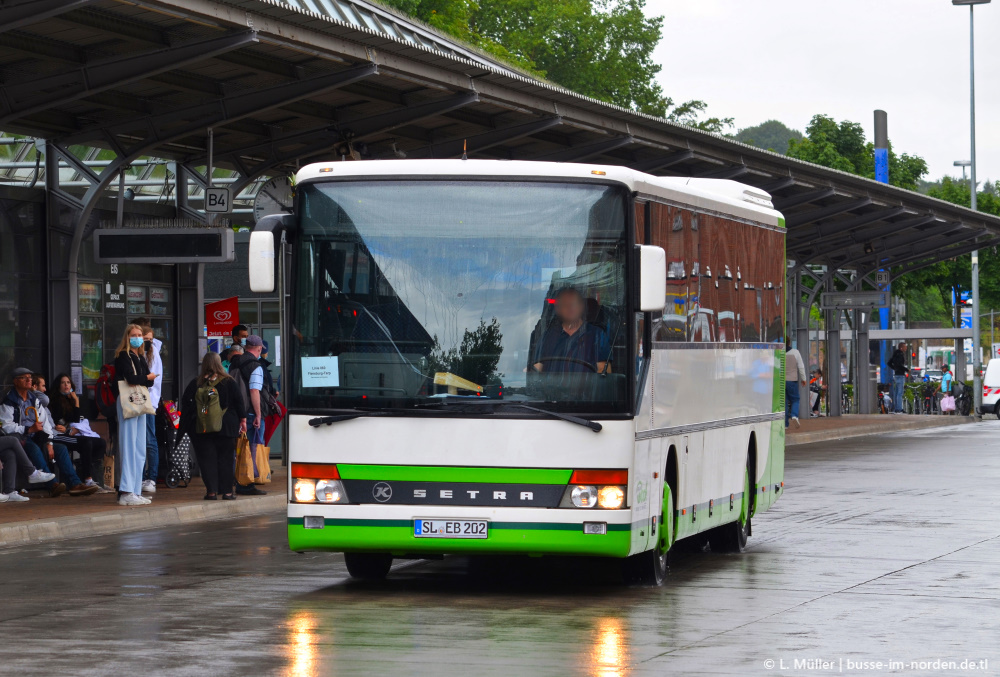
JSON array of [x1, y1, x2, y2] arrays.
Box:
[[118, 354, 155, 420]]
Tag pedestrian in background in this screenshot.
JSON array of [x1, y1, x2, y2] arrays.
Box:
[[888, 343, 910, 414], [141, 325, 162, 495], [114, 324, 156, 506], [784, 342, 807, 428], [181, 353, 246, 500], [231, 335, 267, 496]]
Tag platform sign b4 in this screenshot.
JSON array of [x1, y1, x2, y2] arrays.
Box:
[[206, 187, 231, 213]]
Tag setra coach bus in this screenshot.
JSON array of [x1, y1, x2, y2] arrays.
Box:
[[248, 159, 786, 585]]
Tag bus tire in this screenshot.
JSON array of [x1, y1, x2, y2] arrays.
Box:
[[622, 483, 673, 586], [343, 553, 393, 580], [707, 464, 751, 553]]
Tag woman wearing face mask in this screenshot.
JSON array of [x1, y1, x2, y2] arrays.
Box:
[[140, 326, 162, 495], [114, 324, 156, 506], [49, 373, 110, 490]]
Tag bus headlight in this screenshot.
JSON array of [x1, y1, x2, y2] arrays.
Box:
[[597, 485, 625, 510], [315, 479, 346, 503], [294, 478, 317, 503], [570, 485, 598, 508]]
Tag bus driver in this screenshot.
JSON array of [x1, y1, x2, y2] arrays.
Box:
[[533, 288, 610, 374]]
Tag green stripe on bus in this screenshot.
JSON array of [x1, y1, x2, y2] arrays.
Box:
[[288, 522, 631, 557], [288, 517, 630, 531], [335, 464, 573, 484]]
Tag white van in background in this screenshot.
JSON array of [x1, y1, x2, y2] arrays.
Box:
[[983, 360, 1000, 415]]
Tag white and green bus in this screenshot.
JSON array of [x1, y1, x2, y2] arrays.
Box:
[[249, 160, 787, 584]]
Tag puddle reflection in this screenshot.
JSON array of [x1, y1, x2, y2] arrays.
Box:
[[592, 616, 629, 677], [285, 609, 320, 677]]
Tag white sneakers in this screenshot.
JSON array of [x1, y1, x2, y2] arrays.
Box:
[[28, 469, 55, 484], [118, 493, 147, 506], [3, 492, 29, 503], [791, 416, 801, 428], [141, 480, 157, 494]]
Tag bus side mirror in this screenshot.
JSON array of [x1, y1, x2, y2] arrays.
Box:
[[248, 231, 275, 292], [637, 245, 666, 312]]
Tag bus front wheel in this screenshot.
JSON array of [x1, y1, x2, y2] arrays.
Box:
[[622, 484, 673, 586], [343, 553, 393, 580]]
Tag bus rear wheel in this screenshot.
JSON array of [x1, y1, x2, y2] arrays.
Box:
[[707, 465, 751, 553], [343, 553, 393, 580]]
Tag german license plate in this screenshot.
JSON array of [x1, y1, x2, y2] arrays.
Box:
[[414, 519, 488, 539]]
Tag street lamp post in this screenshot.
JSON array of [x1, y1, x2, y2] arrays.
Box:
[[954, 159, 971, 183], [953, 0, 988, 417]]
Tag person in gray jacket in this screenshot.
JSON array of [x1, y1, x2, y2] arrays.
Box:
[[784, 342, 808, 428]]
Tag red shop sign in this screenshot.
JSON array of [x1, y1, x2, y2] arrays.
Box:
[[206, 296, 239, 337]]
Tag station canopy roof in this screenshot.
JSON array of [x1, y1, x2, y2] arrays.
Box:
[[3, 0, 999, 278]]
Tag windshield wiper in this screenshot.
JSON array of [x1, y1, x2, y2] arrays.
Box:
[[417, 397, 602, 433], [308, 411, 367, 427], [506, 403, 602, 433]]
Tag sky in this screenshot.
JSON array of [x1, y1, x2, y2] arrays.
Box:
[[645, 0, 1000, 184]]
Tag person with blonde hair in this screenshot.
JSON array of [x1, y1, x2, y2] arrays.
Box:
[[180, 352, 246, 500], [114, 323, 156, 506]]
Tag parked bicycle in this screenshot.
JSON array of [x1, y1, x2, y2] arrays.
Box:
[[956, 383, 973, 417]]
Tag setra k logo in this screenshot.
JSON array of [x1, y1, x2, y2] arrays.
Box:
[[372, 482, 392, 502]]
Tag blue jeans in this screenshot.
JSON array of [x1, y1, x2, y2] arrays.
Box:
[[143, 412, 159, 482], [892, 375, 906, 412], [23, 438, 82, 488], [785, 381, 800, 427]]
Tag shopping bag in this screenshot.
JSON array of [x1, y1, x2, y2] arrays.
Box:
[[235, 433, 255, 486], [103, 454, 115, 490], [940, 395, 956, 412], [118, 358, 154, 419], [254, 444, 272, 484]]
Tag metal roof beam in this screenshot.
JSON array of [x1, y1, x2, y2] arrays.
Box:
[[214, 91, 479, 163], [823, 224, 968, 265], [893, 238, 1000, 277], [789, 206, 910, 247], [60, 6, 170, 45], [696, 164, 749, 180], [58, 62, 379, 147], [876, 237, 1000, 275], [773, 187, 836, 211], [0, 31, 85, 62], [414, 116, 563, 159], [0, 30, 258, 124], [867, 228, 986, 269], [757, 176, 797, 194], [630, 149, 694, 173], [0, 0, 96, 35], [785, 197, 872, 228], [530, 135, 634, 163]]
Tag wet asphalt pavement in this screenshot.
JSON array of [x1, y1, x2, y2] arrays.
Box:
[[1, 422, 998, 676]]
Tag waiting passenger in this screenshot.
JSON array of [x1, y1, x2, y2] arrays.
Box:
[[0, 434, 53, 501], [1, 368, 97, 497], [533, 288, 610, 374], [49, 373, 109, 491]]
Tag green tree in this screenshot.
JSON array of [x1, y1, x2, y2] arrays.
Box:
[[428, 318, 504, 387], [734, 119, 802, 154], [379, 0, 730, 129], [787, 114, 928, 190]]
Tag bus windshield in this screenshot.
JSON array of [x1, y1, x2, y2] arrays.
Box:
[[290, 179, 630, 414]]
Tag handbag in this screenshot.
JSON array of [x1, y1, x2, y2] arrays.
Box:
[[235, 432, 255, 486], [118, 353, 155, 420], [254, 442, 272, 484]]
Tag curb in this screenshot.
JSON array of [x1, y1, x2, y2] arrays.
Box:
[[786, 416, 976, 447], [0, 493, 286, 548]]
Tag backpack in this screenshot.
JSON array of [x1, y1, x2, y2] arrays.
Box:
[[231, 355, 277, 418], [194, 377, 227, 434], [96, 364, 117, 418]]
